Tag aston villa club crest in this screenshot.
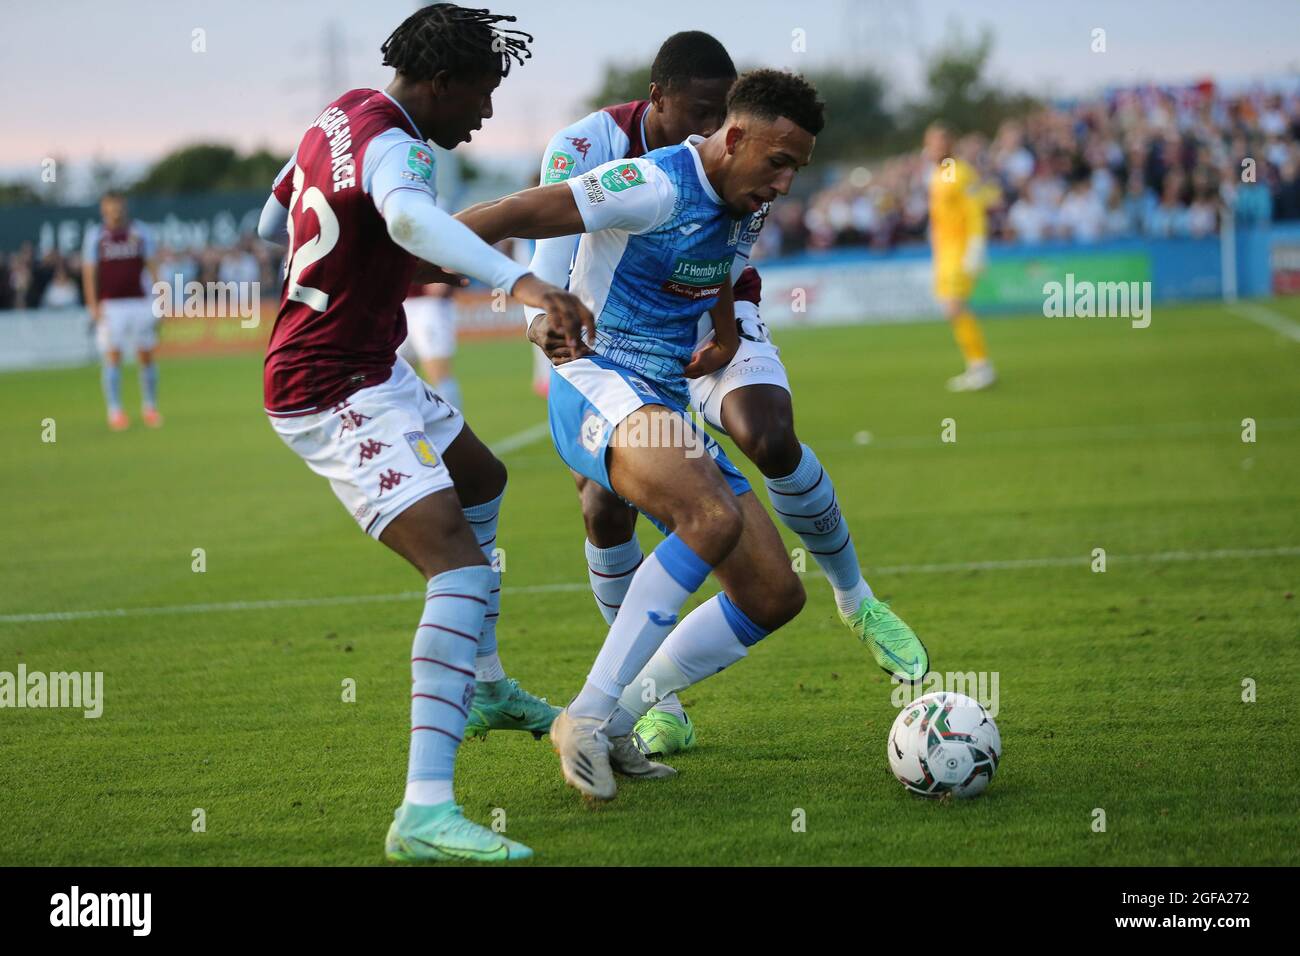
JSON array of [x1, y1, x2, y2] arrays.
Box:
[[405, 431, 439, 468]]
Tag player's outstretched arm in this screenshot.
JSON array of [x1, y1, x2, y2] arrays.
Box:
[[382, 187, 594, 351], [455, 183, 587, 246]]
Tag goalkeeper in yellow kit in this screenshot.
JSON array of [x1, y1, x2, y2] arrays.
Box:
[[924, 123, 996, 391]]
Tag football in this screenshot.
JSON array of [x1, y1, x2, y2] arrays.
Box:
[[887, 692, 1002, 799]]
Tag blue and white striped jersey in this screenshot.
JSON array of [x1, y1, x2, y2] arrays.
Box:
[[564, 137, 751, 406]]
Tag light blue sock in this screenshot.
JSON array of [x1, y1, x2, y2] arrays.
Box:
[[585, 537, 643, 625], [437, 377, 463, 412], [102, 363, 122, 413], [408, 565, 492, 785], [571, 533, 712, 721], [463, 490, 505, 682], [608, 593, 767, 736], [140, 362, 159, 409], [765, 444, 872, 609]]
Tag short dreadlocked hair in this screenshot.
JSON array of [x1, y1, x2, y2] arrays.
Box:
[[381, 3, 532, 81], [650, 32, 736, 91], [726, 69, 825, 137]]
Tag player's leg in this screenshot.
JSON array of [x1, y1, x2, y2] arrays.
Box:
[[550, 398, 744, 801], [436, 419, 561, 740], [269, 360, 530, 861], [693, 339, 929, 684], [941, 292, 995, 391], [574, 455, 697, 737], [611, 490, 804, 752], [134, 300, 163, 426], [137, 348, 162, 427], [377, 490, 531, 862], [96, 303, 128, 430], [576, 471, 641, 622], [102, 349, 127, 430], [409, 296, 463, 409]]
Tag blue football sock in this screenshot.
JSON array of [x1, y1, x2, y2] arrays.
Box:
[[570, 533, 711, 721], [463, 490, 505, 682], [609, 593, 766, 736], [436, 377, 463, 412], [765, 444, 872, 609], [140, 362, 159, 409], [102, 363, 122, 413], [585, 536, 643, 625], [407, 565, 492, 787]]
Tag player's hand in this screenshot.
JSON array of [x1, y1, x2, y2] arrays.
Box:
[[87, 302, 102, 323], [962, 236, 988, 275], [528, 312, 591, 365], [683, 339, 735, 379], [513, 274, 596, 354]]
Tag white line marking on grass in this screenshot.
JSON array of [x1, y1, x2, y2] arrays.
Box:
[[4, 546, 1297, 625], [489, 421, 550, 456], [869, 546, 1300, 576], [1230, 303, 1300, 343], [846, 418, 1300, 451]]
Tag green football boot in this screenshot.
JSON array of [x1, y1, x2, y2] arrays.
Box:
[[631, 708, 697, 758], [843, 597, 929, 683], [384, 800, 532, 863], [464, 677, 560, 740]]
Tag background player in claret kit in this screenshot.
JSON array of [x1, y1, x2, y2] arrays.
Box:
[[460, 70, 869, 804], [81, 192, 162, 431], [401, 279, 464, 410], [924, 122, 996, 391], [525, 33, 930, 758], [255, 3, 594, 863]]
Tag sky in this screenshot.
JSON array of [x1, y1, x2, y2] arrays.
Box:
[[2, 0, 1299, 190]]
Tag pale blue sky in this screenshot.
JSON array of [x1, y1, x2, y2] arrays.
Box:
[[3, 0, 1298, 182]]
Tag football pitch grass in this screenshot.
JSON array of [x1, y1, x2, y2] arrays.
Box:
[[2, 299, 1298, 866]]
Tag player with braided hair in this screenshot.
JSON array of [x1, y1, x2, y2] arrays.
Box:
[[256, 3, 593, 862]]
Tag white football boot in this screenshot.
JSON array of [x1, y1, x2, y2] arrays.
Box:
[[550, 708, 617, 802], [607, 734, 677, 781], [946, 361, 997, 392]]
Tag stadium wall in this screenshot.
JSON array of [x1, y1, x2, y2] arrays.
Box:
[[4, 225, 1293, 372]]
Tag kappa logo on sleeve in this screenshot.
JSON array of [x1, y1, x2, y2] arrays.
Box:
[[544, 150, 578, 184], [405, 144, 435, 181], [600, 163, 645, 192]]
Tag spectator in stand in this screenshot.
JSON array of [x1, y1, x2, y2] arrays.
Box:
[[1058, 179, 1107, 242], [41, 259, 81, 308]]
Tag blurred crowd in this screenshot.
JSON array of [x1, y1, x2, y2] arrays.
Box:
[[6, 83, 1300, 310], [0, 237, 283, 312], [752, 83, 1300, 257]]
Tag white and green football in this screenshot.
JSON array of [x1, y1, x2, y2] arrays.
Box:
[[887, 691, 1001, 799]]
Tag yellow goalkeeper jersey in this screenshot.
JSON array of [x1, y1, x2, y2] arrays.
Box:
[[928, 158, 987, 259]]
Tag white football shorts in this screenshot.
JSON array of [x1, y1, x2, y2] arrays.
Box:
[[267, 357, 465, 539], [96, 297, 160, 354], [688, 300, 790, 431], [404, 295, 457, 361]]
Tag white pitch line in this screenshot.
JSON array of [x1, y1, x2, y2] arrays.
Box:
[[489, 421, 550, 456], [3, 546, 1297, 625], [848, 417, 1300, 451], [1230, 302, 1300, 344]]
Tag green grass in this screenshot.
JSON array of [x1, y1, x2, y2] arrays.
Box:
[[1, 299, 1298, 866]]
